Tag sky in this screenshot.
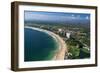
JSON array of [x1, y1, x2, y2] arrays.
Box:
[[24, 11, 90, 24]]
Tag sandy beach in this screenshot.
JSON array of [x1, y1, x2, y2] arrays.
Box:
[[25, 26, 68, 60], [52, 34, 68, 60]]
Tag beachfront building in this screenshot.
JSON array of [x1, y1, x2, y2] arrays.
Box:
[[58, 28, 71, 39], [66, 32, 71, 38], [58, 28, 63, 32]]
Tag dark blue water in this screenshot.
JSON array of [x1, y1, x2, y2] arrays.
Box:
[[24, 28, 58, 61]]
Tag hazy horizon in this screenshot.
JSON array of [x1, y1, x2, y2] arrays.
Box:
[[24, 11, 90, 25]]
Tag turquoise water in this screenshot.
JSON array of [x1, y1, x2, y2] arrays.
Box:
[[24, 28, 58, 61]]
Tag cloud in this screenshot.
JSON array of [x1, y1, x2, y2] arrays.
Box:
[[85, 16, 89, 20]]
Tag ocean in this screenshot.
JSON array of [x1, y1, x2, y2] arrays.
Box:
[[24, 28, 58, 61]]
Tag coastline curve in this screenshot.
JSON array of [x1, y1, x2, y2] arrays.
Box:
[[24, 26, 67, 60]]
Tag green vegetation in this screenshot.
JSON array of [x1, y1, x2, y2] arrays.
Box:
[[66, 36, 90, 59], [68, 46, 80, 59]]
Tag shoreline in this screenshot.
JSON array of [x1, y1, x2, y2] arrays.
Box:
[[25, 26, 68, 60]]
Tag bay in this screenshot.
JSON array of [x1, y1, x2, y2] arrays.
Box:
[[24, 28, 58, 61]]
